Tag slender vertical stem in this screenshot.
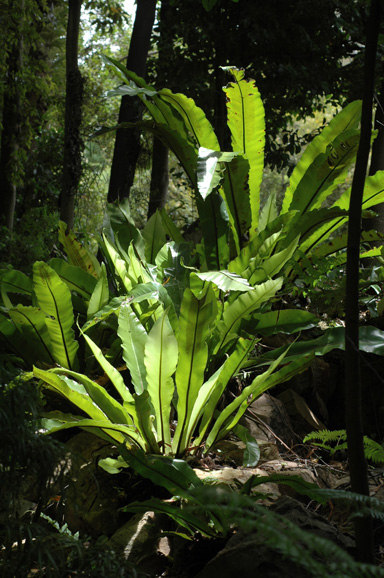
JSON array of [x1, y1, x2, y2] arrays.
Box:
[[61, 0, 84, 231], [345, 0, 381, 564]]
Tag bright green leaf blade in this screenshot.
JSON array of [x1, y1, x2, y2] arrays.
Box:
[[196, 193, 230, 270], [286, 130, 359, 217], [221, 155, 252, 253], [258, 192, 278, 233], [98, 456, 129, 474], [34, 366, 108, 421], [158, 88, 220, 151], [0, 269, 32, 307], [194, 338, 256, 451], [144, 311, 178, 449], [0, 316, 46, 368], [8, 305, 54, 365], [244, 309, 318, 336], [310, 229, 384, 261], [142, 211, 167, 264], [197, 147, 238, 199], [103, 56, 166, 125], [102, 234, 132, 292], [284, 207, 348, 258], [128, 281, 178, 333], [82, 296, 127, 332], [173, 286, 216, 455], [51, 369, 134, 426], [33, 262, 79, 370], [334, 169, 384, 213], [253, 326, 384, 365], [48, 258, 97, 299], [126, 243, 154, 285], [101, 59, 200, 186], [119, 447, 203, 497], [41, 414, 143, 447], [135, 390, 159, 453], [158, 209, 185, 244], [118, 303, 147, 395], [233, 422, 260, 467], [228, 211, 298, 276], [223, 67, 265, 232], [48, 366, 139, 425], [246, 236, 299, 285], [58, 221, 100, 277], [179, 364, 225, 453], [195, 270, 253, 293], [282, 100, 361, 214], [214, 278, 284, 353], [81, 331, 134, 405], [107, 84, 157, 98], [206, 352, 314, 448], [87, 262, 110, 319]]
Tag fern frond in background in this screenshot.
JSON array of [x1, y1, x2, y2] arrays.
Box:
[[304, 429, 384, 464]]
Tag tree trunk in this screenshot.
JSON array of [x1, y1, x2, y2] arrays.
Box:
[[108, 0, 157, 204], [148, 137, 169, 218], [344, 0, 381, 563], [60, 0, 84, 231], [0, 3, 23, 232], [147, 0, 172, 217], [0, 85, 18, 231]]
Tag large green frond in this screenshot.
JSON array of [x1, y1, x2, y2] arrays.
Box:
[[33, 262, 78, 370], [144, 310, 178, 450]]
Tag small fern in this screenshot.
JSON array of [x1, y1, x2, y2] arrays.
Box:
[[304, 429, 384, 464]]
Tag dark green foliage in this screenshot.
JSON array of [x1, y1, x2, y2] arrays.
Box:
[[149, 0, 372, 169], [0, 209, 59, 275], [0, 376, 61, 510], [0, 374, 145, 578]]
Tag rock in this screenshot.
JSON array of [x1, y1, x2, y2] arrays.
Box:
[[194, 466, 280, 499], [277, 388, 326, 436], [270, 496, 354, 549], [62, 432, 124, 537], [108, 511, 171, 575], [193, 530, 310, 578], [213, 439, 247, 466], [240, 393, 295, 449], [211, 438, 280, 467]]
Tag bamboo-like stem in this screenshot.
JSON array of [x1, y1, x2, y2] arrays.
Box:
[[345, 0, 381, 564]]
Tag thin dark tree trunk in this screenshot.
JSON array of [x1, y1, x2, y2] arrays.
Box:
[[60, 0, 84, 231], [108, 0, 157, 204], [0, 4, 23, 232], [345, 0, 381, 564], [148, 0, 171, 218], [0, 83, 18, 231]]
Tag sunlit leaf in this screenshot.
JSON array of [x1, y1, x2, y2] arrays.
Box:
[[33, 262, 78, 370], [144, 310, 178, 449]]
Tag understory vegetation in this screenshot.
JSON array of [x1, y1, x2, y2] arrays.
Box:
[[2, 1, 384, 576]]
